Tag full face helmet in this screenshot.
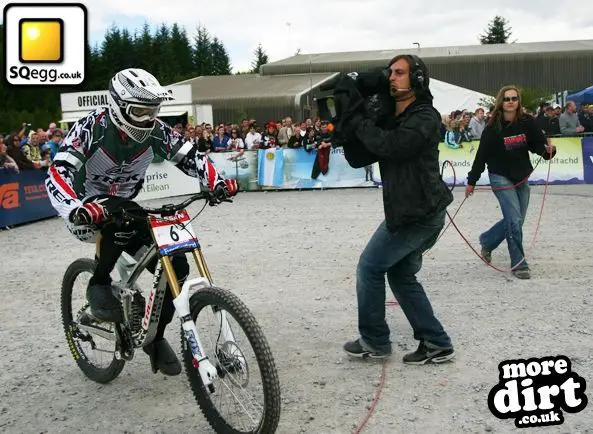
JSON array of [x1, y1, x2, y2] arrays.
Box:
[[107, 68, 174, 142]]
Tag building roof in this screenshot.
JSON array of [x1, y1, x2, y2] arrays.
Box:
[[171, 72, 339, 106], [260, 39, 593, 75]]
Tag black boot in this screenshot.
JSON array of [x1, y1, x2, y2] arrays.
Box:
[[86, 284, 124, 323], [143, 338, 182, 376]]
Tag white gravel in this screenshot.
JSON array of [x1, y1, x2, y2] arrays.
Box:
[[1, 185, 592, 433]]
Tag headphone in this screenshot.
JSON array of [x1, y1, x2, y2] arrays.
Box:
[[406, 54, 426, 91]]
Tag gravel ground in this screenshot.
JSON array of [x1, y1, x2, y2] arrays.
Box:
[[1, 185, 592, 434]]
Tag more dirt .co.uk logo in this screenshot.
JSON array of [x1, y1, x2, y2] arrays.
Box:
[[488, 355, 588, 428]]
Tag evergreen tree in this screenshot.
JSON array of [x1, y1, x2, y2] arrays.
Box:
[[153, 23, 177, 84], [120, 28, 136, 69], [169, 23, 195, 82], [479, 16, 513, 44], [134, 22, 155, 72], [210, 37, 232, 75], [251, 43, 269, 73], [193, 25, 214, 76]]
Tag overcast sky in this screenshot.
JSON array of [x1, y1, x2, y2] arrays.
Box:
[[8, 0, 593, 73]]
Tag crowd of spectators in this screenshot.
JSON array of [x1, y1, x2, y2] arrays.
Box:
[[3, 101, 592, 174], [174, 116, 335, 156], [440, 101, 593, 149], [1, 123, 64, 174]]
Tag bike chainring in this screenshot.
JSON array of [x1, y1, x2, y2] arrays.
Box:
[[115, 323, 135, 361]]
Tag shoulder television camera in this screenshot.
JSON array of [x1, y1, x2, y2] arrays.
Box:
[[315, 68, 392, 123]]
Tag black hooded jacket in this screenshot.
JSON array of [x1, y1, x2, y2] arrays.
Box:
[[332, 75, 453, 231]]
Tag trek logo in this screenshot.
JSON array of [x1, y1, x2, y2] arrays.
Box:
[[90, 173, 140, 184], [0, 183, 19, 208], [46, 179, 74, 205], [488, 355, 588, 428]]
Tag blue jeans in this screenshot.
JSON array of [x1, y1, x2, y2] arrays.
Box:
[[479, 173, 530, 270], [356, 210, 452, 352]]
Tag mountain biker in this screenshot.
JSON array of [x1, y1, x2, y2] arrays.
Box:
[[45, 68, 238, 376]]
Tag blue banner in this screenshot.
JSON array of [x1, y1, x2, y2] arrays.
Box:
[[582, 136, 593, 184], [257, 148, 374, 189], [0, 169, 58, 227]]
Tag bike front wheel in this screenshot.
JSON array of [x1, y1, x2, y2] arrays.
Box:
[[181, 286, 281, 434]]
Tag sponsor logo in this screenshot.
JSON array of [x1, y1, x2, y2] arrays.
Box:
[[0, 182, 19, 208], [488, 355, 588, 428], [3, 3, 87, 85]]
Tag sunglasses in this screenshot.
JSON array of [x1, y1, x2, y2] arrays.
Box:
[[503, 96, 519, 102]]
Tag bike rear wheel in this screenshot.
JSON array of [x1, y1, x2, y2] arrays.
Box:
[[182, 286, 281, 434], [61, 258, 125, 383]]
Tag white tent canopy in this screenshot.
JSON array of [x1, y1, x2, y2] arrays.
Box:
[[429, 79, 493, 115]]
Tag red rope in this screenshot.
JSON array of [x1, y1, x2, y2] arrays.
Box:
[[352, 359, 388, 434], [357, 152, 553, 433], [446, 153, 552, 272]]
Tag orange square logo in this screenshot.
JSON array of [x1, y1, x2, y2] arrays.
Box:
[[19, 18, 64, 63]]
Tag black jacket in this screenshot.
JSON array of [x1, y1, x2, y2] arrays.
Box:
[[331, 76, 453, 231], [467, 116, 556, 186]]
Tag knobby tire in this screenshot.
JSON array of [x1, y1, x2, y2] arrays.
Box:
[[181, 286, 281, 434]]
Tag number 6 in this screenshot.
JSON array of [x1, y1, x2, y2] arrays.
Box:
[[170, 225, 179, 241]]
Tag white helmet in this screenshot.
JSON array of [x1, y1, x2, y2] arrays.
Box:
[[107, 68, 174, 143]]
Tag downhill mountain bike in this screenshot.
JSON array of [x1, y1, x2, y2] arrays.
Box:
[[60, 190, 281, 433]]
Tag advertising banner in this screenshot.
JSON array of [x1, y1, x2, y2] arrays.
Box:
[[372, 138, 586, 186], [208, 150, 260, 191], [257, 148, 374, 189], [0, 169, 58, 227], [135, 160, 200, 202], [581, 135, 593, 184]]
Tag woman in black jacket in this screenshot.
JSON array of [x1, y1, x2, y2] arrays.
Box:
[[465, 85, 556, 279]]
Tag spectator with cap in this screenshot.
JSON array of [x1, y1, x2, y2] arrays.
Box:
[[260, 122, 279, 149]]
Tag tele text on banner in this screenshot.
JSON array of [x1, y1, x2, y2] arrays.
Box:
[[0, 169, 58, 226]]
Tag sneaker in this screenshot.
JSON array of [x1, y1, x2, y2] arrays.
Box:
[[481, 246, 492, 264], [403, 341, 455, 365], [143, 338, 182, 376], [512, 268, 531, 279], [343, 338, 391, 359], [86, 284, 124, 323]]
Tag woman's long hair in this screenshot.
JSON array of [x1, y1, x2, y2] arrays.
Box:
[[488, 85, 524, 130]]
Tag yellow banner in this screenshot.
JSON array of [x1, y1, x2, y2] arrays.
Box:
[[372, 138, 584, 185]]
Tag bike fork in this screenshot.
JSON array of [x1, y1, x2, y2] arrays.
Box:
[[161, 257, 217, 388]]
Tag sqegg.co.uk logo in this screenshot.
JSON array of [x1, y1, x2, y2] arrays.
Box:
[[3, 2, 87, 86]]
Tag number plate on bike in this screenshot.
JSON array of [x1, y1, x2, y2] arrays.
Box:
[[149, 210, 199, 256]]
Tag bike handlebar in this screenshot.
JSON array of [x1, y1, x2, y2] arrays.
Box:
[[142, 189, 232, 216], [72, 189, 232, 227]]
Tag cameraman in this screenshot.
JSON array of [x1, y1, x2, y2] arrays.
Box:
[[336, 55, 455, 364]]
